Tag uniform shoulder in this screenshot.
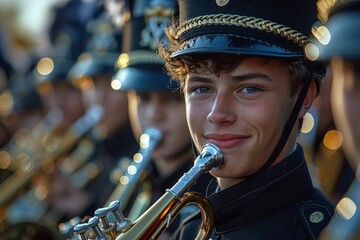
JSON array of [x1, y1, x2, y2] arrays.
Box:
[[298, 189, 335, 239]]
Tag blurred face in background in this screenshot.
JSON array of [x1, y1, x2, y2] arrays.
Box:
[[330, 59, 360, 170], [39, 80, 85, 133], [127, 90, 192, 163], [92, 74, 129, 135]]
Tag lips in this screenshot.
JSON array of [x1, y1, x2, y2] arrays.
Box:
[[205, 134, 249, 149]]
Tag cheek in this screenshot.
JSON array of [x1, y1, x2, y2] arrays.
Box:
[[106, 92, 128, 112], [248, 99, 285, 129], [185, 101, 203, 137]]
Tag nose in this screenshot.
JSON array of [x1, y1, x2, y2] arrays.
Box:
[[207, 92, 236, 126]]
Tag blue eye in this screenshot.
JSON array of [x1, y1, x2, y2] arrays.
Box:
[[194, 87, 212, 94], [241, 86, 261, 94]]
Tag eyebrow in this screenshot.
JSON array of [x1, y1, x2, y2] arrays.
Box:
[[187, 76, 212, 83], [187, 73, 272, 83], [231, 73, 272, 82]]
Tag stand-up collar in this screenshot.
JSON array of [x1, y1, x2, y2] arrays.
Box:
[[208, 145, 314, 233]]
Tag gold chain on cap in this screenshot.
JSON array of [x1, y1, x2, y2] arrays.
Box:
[[175, 14, 311, 47]]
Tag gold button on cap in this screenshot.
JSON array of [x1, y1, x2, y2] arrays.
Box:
[[215, 0, 229, 7]]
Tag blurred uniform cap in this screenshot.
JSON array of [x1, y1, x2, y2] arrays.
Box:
[[34, 58, 75, 85], [34, 0, 104, 86], [33, 25, 79, 86], [68, 16, 123, 81], [113, 0, 179, 92], [315, 0, 360, 60], [171, 0, 318, 60]]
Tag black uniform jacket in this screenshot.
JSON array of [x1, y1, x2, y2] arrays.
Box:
[[82, 124, 139, 217], [172, 145, 335, 240]]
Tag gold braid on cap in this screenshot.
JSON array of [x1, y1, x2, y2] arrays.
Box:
[[175, 14, 311, 47], [316, 0, 358, 23], [117, 50, 164, 69]]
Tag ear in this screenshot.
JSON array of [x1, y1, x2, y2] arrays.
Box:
[[298, 80, 317, 119]]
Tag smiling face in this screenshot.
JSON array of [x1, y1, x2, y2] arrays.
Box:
[[330, 59, 360, 170], [184, 56, 313, 189]]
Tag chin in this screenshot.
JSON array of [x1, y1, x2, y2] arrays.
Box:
[[209, 167, 234, 178], [210, 165, 255, 179]]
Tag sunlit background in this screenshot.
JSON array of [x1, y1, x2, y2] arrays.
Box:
[[0, 0, 358, 226]]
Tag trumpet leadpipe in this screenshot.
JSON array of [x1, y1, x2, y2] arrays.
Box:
[[114, 143, 224, 240]]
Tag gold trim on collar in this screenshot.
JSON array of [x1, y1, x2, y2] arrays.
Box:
[[175, 14, 311, 47]]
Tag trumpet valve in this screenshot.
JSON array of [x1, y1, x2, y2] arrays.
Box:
[[95, 207, 112, 229], [87, 216, 107, 240], [73, 223, 89, 240], [95, 207, 117, 238], [107, 200, 132, 233]]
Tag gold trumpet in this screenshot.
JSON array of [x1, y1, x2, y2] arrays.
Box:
[[74, 143, 224, 240]]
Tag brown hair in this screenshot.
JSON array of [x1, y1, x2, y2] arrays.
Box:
[[158, 21, 324, 94]]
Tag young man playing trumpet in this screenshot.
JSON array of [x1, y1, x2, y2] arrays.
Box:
[[158, 0, 335, 239]]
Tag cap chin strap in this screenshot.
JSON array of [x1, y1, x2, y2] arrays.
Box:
[[254, 76, 312, 176], [191, 75, 312, 180]]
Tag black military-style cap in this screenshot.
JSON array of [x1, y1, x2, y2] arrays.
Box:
[[34, 58, 75, 85], [34, 0, 103, 86], [34, 21, 78, 85], [113, 0, 179, 92], [68, 52, 118, 80], [315, 0, 360, 60], [68, 17, 122, 81], [171, 0, 318, 60]]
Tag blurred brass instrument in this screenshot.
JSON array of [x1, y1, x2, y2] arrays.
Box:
[[0, 104, 104, 206], [105, 127, 162, 212], [0, 104, 104, 240], [0, 107, 63, 173], [73, 143, 224, 240], [58, 127, 162, 238]]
